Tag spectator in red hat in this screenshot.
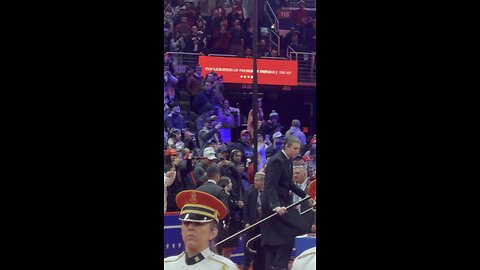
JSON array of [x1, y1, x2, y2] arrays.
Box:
[[228, 130, 254, 162]]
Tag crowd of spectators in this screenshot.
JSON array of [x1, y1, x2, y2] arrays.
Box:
[[163, 0, 317, 265], [163, 55, 317, 259], [164, 0, 316, 58]]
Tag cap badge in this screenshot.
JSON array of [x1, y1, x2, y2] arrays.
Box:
[[189, 192, 198, 203]]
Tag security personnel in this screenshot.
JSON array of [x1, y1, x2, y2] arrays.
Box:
[[164, 190, 239, 270]]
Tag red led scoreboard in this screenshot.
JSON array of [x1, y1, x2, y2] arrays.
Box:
[[199, 56, 298, 86]]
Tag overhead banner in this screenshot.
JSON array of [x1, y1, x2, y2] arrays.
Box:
[[199, 56, 298, 86]]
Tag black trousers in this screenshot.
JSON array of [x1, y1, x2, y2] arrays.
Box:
[[244, 228, 265, 270], [264, 243, 294, 270]]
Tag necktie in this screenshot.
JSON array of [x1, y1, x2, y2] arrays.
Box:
[[293, 183, 302, 212], [257, 191, 262, 218]]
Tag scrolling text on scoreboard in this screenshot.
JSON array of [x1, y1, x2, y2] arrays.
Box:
[[199, 56, 298, 86]]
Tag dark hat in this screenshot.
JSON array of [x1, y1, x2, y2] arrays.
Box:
[[169, 128, 181, 136], [176, 190, 227, 223], [217, 144, 228, 153]]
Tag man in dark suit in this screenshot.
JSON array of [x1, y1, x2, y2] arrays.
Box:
[[196, 165, 227, 206], [292, 164, 315, 232], [260, 136, 312, 270], [243, 171, 266, 270]]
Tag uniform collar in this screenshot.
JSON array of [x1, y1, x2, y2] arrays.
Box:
[[185, 247, 211, 265]]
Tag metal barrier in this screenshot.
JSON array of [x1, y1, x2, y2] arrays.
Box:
[[208, 54, 238, 57], [270, 30, 281, 53], [266, 1, 280, 52], [166, 52, 200, 69], [260, 56, 287, 60], [286, 45, 295, 60], [289, 50, 316, 83]]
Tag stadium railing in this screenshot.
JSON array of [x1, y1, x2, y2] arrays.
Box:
[[166, 52, 315, 85], [266, 1, 281, 53], [167, 52, 200, 69], [287, 46, 316, 83]]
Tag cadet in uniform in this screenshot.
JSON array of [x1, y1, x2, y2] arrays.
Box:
[[164, 190, 239, 270]]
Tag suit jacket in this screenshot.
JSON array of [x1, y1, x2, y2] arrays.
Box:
[[260, 150, 310, 246], [243, 187, 262, 226], [296, 180, 314, 230], [196, 181, 228, 210]]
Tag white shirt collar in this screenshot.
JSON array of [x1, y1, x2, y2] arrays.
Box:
[[281, 150, 289, 160], [207, 179, 217, 184], [298, 179, 308, 190]]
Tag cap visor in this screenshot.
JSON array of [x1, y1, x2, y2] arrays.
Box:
[[179, 213, 216, 223]]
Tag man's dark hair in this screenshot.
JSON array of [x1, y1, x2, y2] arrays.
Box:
[[206, 165, 220, 179], [283, 136, 301, 149], [218, 176, 231, 188]]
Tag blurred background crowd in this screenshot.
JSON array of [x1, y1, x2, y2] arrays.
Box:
[[163, 0, 317, 266]]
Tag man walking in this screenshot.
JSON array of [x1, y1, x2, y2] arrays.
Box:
[[260, 136, 311, 270]]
